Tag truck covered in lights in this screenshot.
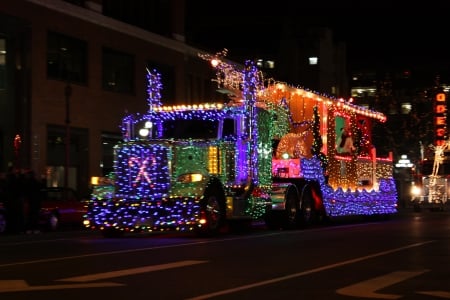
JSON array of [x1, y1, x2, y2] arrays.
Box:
[[85, 54, 398, 237]]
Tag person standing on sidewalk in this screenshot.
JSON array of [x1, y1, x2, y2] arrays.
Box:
[[23, 170, 43, 234]]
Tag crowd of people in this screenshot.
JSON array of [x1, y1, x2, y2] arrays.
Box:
[[0, 167, 45, 234]]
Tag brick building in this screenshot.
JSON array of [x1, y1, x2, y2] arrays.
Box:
[[0, 0, 219, 196]]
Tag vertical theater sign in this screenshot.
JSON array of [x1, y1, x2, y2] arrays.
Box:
[[435, 92, 447, 146]]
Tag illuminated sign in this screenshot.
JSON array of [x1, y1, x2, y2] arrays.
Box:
[[435, 92, 447, 146]]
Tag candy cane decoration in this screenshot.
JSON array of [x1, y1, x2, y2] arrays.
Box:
[[128, 156, 155, 184]]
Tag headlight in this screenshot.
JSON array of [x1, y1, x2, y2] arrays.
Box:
[[177, 173, 203, 183], [411, 185, 422, 196]]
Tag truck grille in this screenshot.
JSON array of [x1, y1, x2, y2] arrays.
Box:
[[114, 143, 170, 199]]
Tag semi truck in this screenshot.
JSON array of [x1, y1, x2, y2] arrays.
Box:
[[84, 55, 398, 237]]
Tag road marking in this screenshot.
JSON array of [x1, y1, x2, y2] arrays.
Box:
[[417, 291, 450, 299], [0, 232, 280, 268], [336, 270, 429, 299], [58, 260, 208, 282], [0, 280, 123, 293], [186, 241, 434, 300], [0, 260, 207, 293]]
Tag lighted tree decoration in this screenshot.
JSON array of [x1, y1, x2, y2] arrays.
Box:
[[354, 119, 371, 156], [243, 59, 260, 184], [311, 105, 328, 174], [146, 68, 163, 111], [354, 125, 362, 155]]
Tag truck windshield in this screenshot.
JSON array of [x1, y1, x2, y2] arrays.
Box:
[[161, 119, 219, 139]]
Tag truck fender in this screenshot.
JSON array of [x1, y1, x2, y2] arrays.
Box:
[[300, 182, 324, 211]]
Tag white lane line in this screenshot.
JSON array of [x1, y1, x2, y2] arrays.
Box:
[[336, 270, 429, 299], [186, 241, 434, 300], [417, 291, 450, 298], [58, 260, 208, 282], [0, 260, 208, 293], [0, 232, 281, 268], [0, 280, 123, 293]]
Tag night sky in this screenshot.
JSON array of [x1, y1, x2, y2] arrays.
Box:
[[185, 1, 450, 73]]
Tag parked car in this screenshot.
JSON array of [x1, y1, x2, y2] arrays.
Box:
[[39, 187, 88, 231]]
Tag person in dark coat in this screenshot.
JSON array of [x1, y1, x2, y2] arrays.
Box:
[[4, 167, 23, 233], [23, 170, 43, 234]]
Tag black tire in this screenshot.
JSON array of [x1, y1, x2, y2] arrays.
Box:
[[299, 187, 316, 227], [196, 187, 225, 237], [264, 186, 299, 230], [281, 186, 300, 230]]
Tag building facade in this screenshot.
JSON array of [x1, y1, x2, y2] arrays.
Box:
[[0, 0, 220, 196]]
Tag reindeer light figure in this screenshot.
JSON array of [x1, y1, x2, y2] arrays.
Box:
[[428, 139, 450, 203]]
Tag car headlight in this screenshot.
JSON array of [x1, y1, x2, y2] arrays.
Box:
[[411, 185, 422, 197], [177, 173, 203, 183]]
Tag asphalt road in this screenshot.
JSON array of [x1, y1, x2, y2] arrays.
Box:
[[0, 208, 449, 299]]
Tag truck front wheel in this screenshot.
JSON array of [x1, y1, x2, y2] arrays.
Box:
[[196, 188, 225, 237]]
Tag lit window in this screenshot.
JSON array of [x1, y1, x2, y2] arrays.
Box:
[[308, 57, 318, 65], [401, 103, 412, 114], [264, 60, 275, 69], [256, 59, 275, 69]]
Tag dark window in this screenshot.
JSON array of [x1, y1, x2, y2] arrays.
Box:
[[222, 118, 235, 138], [47, 31, 87, 84], [102, 47, 134, 94], [162, 119, 219, 139]]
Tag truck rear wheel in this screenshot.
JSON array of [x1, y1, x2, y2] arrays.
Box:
[[299, 187, 317, 227], [264, 185, 300, 230], [282, 186, 300, 229]]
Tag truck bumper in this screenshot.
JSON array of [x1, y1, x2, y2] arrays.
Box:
[[85, 197, 202, 232]]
